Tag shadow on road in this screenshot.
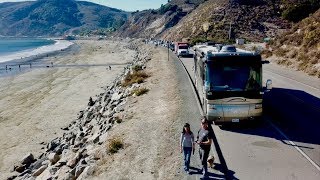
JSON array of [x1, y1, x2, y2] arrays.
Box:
[[189, 166, 232, 180], [219, 87, 320, 150]]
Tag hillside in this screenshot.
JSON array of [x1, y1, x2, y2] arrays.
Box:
[[0, 0, 128, 36], [263, 9, 320, 77], [163, 0, 291, 43], [117, 0, 291, 42], [116, 0, 207, 38]]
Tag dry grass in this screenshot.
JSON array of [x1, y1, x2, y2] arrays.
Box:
[[132, 87, 149, 96], [108, 138, 124, 154], [297, 54, 309, 62], [121, 71, 149, 87], [133, 65, 143, 72], [274, 48, 288, 57], [261, 49, 273, 58], [289, 49, 298, 59]]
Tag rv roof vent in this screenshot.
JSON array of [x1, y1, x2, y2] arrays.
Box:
[[220, 45, 236, 52]]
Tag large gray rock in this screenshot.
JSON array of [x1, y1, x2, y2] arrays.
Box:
[[47, 138, 61, 151], [77, 166, 94, 180], [35, 169, 51, 180], [115, 105, 125, 113], [111, 92, 121, 101], [67, 152, 81, 168], [75, 165, 87, 178], [48, 153, 60, 164], [14, 164, 26, 173], [62, 172, 76, 180], [20, 153, 35, 165], [32, 165, 47, 177]]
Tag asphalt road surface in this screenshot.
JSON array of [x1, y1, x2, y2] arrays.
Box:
[[168, 47, 320, 180]]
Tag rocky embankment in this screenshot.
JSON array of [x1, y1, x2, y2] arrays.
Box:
[[7, 41, 152, 180]]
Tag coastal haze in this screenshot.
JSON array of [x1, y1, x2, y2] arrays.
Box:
[[0, 0, 319, 180]]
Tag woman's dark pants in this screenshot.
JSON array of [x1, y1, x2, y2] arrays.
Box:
[[183, 147, 192, 171]]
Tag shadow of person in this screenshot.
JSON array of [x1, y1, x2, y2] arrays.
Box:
[[188, 165, 237, 180]]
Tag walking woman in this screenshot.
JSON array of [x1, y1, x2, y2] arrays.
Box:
[[180, 123, 195, 173]]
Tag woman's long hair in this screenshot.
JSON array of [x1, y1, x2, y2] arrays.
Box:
[[182, 123, 193, 135]]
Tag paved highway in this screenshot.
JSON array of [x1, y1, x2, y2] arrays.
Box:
[[169, 48, 320, 179]]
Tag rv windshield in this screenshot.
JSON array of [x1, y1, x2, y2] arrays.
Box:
[[206, 63, 262, 92], [179, 46, 188, 49]]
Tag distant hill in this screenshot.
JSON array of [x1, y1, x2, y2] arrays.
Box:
[[263, 9, 320, 77], [0, 0, 128, 36]]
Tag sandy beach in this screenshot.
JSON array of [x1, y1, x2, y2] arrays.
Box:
[[0, 40, 135, 178]]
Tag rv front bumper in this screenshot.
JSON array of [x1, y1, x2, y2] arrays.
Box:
[[206, 104, 263, 123]]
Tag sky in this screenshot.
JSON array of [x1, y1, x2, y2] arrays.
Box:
[[0, 0, 168, 11]]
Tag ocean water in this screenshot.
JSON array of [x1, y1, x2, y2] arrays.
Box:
[[0, 38, 55, 56]]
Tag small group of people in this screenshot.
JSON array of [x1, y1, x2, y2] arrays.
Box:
[[180, 117, 213, 179]]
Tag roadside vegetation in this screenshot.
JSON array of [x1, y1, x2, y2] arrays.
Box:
[[108, 138, 124, 154], [121, 70, 149, 87], [132, 88, 149, 96], [264, 9, 320, 77]]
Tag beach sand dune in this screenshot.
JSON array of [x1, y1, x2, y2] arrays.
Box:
[[0, 40, 135, 177]]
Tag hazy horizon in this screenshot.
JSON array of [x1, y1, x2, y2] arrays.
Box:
[[0, 0, 168, 11]]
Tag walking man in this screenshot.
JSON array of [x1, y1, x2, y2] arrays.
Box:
[[196, 117, 213, 179]]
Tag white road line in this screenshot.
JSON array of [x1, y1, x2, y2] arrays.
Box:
[[266, 118, 320, 172], [264, 69, 320, 91]]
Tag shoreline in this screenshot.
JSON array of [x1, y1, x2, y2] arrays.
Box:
[[0, 40, 74, 65], [0, 42, 78, 78]]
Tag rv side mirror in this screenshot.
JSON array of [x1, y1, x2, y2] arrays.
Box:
[[262, 60, 270, 64], [266, 79, 272, 90]]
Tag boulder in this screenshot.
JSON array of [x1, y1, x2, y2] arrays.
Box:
[[88, 133, 100, 144], [48, 166, 59, 175], [88, 97, 95, 106], [32, 165, 47, 176], [35, 169, 51, 180], [111, 92, 121, 101], [77, 166, 94, 180], [47, 138, 60, 151], [115, 105, 124, 113], [48, 153, 60, 164], [67, 152, 81, 168], [20, 153, 35, 165], [29, 157, 46, 171], [61, 173, 76, 180], [14, 164, 26, 173], [75, 165, 87, 178]]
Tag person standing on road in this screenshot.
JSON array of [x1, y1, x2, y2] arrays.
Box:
[[180, 123, 195, 173], [196, 117, 213, 179]]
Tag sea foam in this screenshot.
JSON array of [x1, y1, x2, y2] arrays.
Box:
[[0, 40, 73, 64]]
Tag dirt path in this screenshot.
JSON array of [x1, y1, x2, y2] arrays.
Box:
[[89, 46, 185, 180]]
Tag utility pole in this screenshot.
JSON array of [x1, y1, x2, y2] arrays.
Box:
[[167, 41, 170, 61], [228, 21, 232, 40]]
